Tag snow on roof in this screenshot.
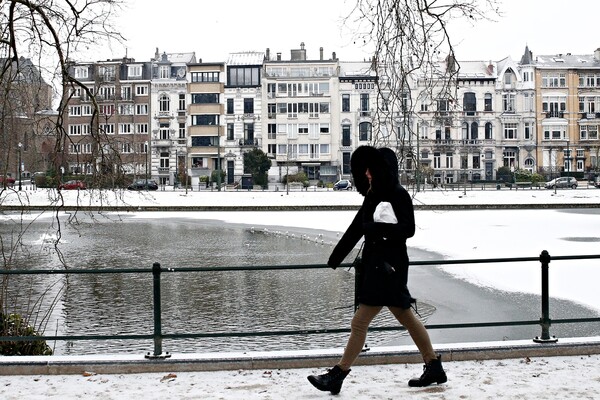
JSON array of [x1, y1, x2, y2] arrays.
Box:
[[227, 52, 266, 65]]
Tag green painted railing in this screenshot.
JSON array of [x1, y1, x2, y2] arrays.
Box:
[[2, 251, 600, 359]]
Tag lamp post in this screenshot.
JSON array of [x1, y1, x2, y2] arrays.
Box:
[[17, 142, 22, 191]]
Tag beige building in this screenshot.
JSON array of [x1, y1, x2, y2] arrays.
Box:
[[187, 62, 225, 188], [533, 48, 600, 179]]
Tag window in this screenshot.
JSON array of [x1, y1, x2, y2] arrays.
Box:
[[267, 123, 276, 139], [463, 92, 476, 115], [191, 136, 218, 146], [543, 126, 566, 140], [433, 152, 441, 168], [471, 122, 478, 139], [342, 125, 351, 146], [74, 66, 88, 79], [484, 93, 493, 112], [360, 93, 369, 116], [136, 104, 148, 115], [244, 123, 254, 143], [121, 86, 132, 100], [159, 94, 170, 112], [119, 123, 132, 134], [243, 98, 254, 114], [227, 123, 234, 140], [82, 105, 93, 116], [342, 94, 350, 112], [159, 123, 170, 140], [319, 103, 330, 114], [524, 122, 533, 140], [320, 123, 330, 134], [128, 65, 142, 77], [122, 143, 132, 153], [227, 98, 234, 114], [192, 115, 219, 125], [542, 73, 566, 88], [190, 72, 220, 82], [359, 122, 372, 141], [446, 153, 453, 168], [101, 124, 114, 134], [542, 96, 566, 118], [101, 105, 115, 116], [159, 65, 170, 79], [136, 85, 148, 96], [227, 66, 260, 86], [419, 123, 429, 139], [580, 125, 598, 140], [502, 93, 515, 112], [437, 99, 449, 113], [179, 94, 186, 111], [119, 104, 133, 115], [98, 86, 115, 100], [503, 123, 518, 139], [523, 93, 534, 112], [192, 93, 219, 103], [69, 106, 81, 116], [179, 123, 186, 139], [136, 123, 148, 134]]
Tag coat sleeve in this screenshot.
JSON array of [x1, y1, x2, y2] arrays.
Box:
[[327, 208, 365, 268]]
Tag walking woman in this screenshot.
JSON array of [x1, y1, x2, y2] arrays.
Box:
[[308, 145, 446, 394]]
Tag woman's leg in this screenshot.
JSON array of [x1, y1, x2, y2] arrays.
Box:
[[338, 304, 382, 370], [388, 306, 436, 362]]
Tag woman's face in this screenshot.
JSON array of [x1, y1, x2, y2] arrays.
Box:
[[352, 167, 371, 196]]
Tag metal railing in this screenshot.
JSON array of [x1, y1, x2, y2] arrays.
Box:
[[1, 251, 600, 359]]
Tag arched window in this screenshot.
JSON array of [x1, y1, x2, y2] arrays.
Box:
[[485, 122, 493, 139], [159, 94, 170, 112], [359, 122, 372, 141], [471, 122, 479, 140], [462, 122, 469, 140]]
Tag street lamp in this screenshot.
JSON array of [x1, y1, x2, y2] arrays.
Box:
[[17, 142, 22, 191]]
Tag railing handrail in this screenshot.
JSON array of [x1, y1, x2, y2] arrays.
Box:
[[2, 251, 600, 358]]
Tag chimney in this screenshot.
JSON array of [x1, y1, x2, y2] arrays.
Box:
[[277, 52, 282, 61], [595, 48, 600, 61], [320, 47, 323, 61], [332, 52, 337, 60], [266, 48, 270, 61]]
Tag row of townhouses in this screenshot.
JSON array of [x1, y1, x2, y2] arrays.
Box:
[[12, 43, 600, 187]]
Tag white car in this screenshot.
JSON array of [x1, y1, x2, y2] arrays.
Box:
[[333, 179, 352, 190]]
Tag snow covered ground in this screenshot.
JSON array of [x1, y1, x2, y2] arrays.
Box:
[[1, 186, 600, 398]]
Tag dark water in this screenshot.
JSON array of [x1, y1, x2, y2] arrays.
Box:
[[1, 212, 599, 356]]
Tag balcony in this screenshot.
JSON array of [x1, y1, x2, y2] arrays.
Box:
[[545, 111, 564, 118], [152, 139, 172, 147], [239, 138, 260, 147], [580, 112, 600, 120]]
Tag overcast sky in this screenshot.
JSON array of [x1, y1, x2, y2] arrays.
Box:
[[94, 0, 599, 64]]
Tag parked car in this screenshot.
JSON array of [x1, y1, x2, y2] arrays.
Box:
[[545, 177, 578, 189], [59, 180, 86, 190], [0, 176, 15, 187], [128, 179, 159, 191], [31, 171, 46, 184], [333, 179, 352, 190]]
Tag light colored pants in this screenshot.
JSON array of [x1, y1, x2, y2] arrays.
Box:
[[338, 304, 436, 370]]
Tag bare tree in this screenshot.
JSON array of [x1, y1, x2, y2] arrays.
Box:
[[346, 0, 499, 187], [0, 0, 124, 355]]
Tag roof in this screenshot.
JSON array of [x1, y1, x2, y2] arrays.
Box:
[[227, 52, 265, 66], [534, 53, 600, 69]]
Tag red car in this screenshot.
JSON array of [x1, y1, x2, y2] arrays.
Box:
[[59, 180, 86, 190], [0, 176, 15, 187]]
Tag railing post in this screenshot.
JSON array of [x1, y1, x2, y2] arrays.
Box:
[[533, 250, 558, 343], [145, 262, 171, 359]]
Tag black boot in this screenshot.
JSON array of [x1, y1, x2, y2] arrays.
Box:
[[408, 355, 447, 387], [307, 365, 351, 394]]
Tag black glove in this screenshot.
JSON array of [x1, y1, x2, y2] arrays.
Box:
[[327, 257, 339, 270]]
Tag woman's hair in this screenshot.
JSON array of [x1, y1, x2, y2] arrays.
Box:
[[378, 147, 399, 185], [350, 145, 392, 195]]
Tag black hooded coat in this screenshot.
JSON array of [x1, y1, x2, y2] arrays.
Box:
[[327, 146, 416, 308]]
